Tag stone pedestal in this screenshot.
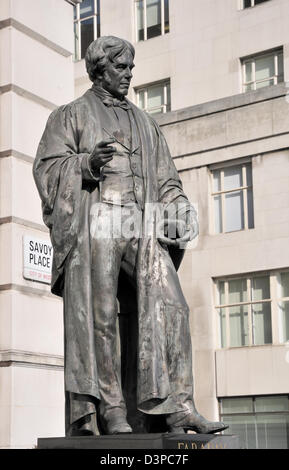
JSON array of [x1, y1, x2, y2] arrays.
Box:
[[37, 433, 239, 449]]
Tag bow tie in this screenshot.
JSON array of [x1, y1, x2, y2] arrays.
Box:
[[102, 96, 131, 110], [91, 85, 131, 110]]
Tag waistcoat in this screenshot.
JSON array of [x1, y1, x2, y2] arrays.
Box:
[[100, 108, 144, 209]]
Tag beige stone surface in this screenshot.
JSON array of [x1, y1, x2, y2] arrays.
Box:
[[9, 366, 64, 448], [0, 0, 74, 54], [0, 290, 62, 355], [216, 345, 289, 397], [7, 28, 74, 106], [0, 91, 51, 157], [11, 158, 43, 225]]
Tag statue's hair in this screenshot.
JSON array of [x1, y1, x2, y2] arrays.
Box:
[[85, 36, 135, 82]]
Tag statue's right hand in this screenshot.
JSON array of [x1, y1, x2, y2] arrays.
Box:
[[89, 138, 116, 171]]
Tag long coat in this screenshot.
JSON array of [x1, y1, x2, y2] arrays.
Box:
[[33, 89, 194, 416]]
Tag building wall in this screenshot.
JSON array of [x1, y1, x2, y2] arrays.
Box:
[[0, 0, 76, 448], [75, 0, 289, 110], [157, 82, 289, 418]]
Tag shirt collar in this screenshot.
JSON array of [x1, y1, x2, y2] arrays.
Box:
[[91, 84, 130, 110]]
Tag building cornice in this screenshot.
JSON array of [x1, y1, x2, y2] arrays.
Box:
[[0, 149, 34, 164], [0, 216, 48, 233], [0, 18, 71, 58], [0, 283, 57, 299], [0, 350, 63, 370], [0, 84, 57, 111], [156, 83, 289, 127], [65, 0, 83, 5]]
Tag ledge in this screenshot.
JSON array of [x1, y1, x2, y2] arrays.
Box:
[[0, 18, 72, 58], [156, 83, 289, 127], [0, 349, 63, 370], [0, 216, 48, 233]]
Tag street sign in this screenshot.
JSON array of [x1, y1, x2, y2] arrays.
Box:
[[23, 235, 53, 284]]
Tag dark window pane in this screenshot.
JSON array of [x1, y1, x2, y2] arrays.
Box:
[[224, 166, 242, 191], [279, 301, 289, 342], [252, 302, 272, 345], [96, 0, 101, 37], [255, 396, 289, 413], [244, 0, 252, 7], [255, 0, 269, 5], [147, 0, 161, 39], [228, 278, 248, 304], [81, 18, 94, 59], [136, 0, 144, 41], [218, 308, 226, 348], [164, 0, 169, 33], [229, 305, 249, 347], [74, 22, 80, 60], [166, 81, 171, 111], [147, 24, 162, 39], [247, 188, 254, 228], [256, 414, 289, 449], [251, 276, 270, 301], [278, 53, 284, 82], [214, 195, 222, 233], [222, 415, 257, 449], [221, 397, 253, 414], [222, 412, 289, 449], [280, 272, 289, 298], [80, 0, 94, 19], [225, 191, 244, 232]]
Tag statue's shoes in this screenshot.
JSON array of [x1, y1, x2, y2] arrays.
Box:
[[167, 412, 229, 434], [106, 420, 133, 435], [101, 411, 133, 435], [68, 419, 97, 437]]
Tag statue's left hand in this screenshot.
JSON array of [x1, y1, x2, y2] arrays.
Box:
[[176, 210, 199, 243], [158, 211, 198, 247]]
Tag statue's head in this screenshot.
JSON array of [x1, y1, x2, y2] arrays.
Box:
[[85, 36, 135, 98]]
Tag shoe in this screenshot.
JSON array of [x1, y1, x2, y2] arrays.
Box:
[[167, 411, 229, 434], [100, 409, 133, 435], [106, 419, 133, 435], [68, 414, 97, 437]]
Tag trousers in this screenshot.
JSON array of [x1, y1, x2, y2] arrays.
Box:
[[64, 203, 194, 434]]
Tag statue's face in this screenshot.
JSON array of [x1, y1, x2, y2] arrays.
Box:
[[101, 49, 135, 98]]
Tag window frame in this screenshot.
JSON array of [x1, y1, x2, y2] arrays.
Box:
[[219, 395, 289, 416], [276, 271, 289, 343], [215, 273, 272, 348], [242, 48, 284, 92], [211, 159, 254, 234], [242, 0, 270, 8], [135, 0, 169, 42], [135, 79, 171, 115], [74, 0, 100, 61], [218, 394, 289, 449], [215, 269, 289, 349]]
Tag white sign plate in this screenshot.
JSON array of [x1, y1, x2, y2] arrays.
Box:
[[23, 236, 53, 284]]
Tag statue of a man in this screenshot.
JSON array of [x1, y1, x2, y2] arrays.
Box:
[[33, 36, 227, 437]]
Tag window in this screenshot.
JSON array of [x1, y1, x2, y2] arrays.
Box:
[[277, 272, 289, 342], [216, 274, 272, 348], [242, 49, 284, 92], [243, 0, 270, 8], [136, 80, 171, 115], [135, 0, 169, 41], [212, 162, 254, 234], [74, 0, 100, 60], [219, 395, 289, 449]]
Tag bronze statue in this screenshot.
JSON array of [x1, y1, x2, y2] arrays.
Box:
[[33, 36, 228, 436]]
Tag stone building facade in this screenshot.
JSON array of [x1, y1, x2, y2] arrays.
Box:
[[0, 0, 288, 448]]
